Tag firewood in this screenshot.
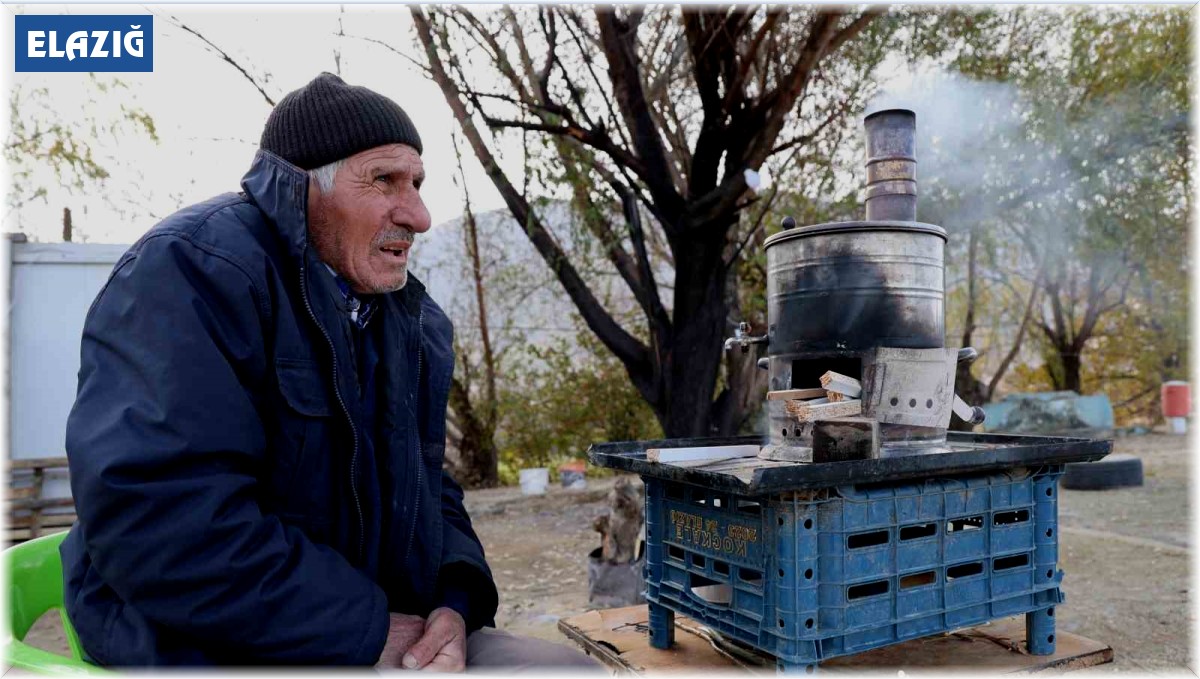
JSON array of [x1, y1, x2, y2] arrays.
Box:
[[785, 398, 862, 422], [827, 391, 844, 402], [766, 388, 826, 401], [646, 445, 759, 463], [820, 371, 863, 398]]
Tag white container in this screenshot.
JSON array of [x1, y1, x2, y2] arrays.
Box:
[[519, 468, 550, 495]]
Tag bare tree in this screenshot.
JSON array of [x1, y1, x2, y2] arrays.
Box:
[[412, 5, 886, 437]]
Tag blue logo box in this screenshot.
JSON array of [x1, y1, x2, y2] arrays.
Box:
[[15, 15, 153, 72]]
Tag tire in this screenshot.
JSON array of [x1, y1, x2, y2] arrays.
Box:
[[1061, 453, 1144, 490]]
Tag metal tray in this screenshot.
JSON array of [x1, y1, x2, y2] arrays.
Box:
[[587, 432, 1111, 495]]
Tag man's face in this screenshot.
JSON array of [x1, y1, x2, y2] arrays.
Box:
[[307, 143, 431, 294]]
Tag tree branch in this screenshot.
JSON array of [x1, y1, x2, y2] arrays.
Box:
[[413, 8, 654, 387], [986, 264, 1044, 399], [163, 14, 276, 107], [595, 7, 686, 227], [480, 117, 649, 178]]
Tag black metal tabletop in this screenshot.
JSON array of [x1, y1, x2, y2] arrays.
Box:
[[587, 432, 1111, 496]]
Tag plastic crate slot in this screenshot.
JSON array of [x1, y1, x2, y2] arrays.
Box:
[[691, 553, 706, 568], [899, 570, 937, 589], [694, 496, 708, 507], [993, 509, 1030, 526], [848, 530, 890, 549], [712, 497, 724, 508], [947, 516, 983, 533], [737, 500, 762, 515], [847, 579, 889, 600], [667, 545, 685, 561], [946, 561, 984, 580], [665, 485, 685, 500], [738, 567, 763, 587], [993, 554, 1030, 571], [713, 560, 731, 576], [899, 523, 937, 541], [689, 573, 732, 606]]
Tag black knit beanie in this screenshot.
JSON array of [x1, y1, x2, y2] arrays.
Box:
[[260, 72, 423, 170]]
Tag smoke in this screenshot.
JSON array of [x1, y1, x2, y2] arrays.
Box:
[[865, 69, 1070, 239], [865, 66, 1187, 270]]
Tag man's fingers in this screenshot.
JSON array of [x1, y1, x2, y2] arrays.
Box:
[[420, 647, 466, 673], [402, 621, 453, 669]]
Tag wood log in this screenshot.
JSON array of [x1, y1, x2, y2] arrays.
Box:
[[820, 371, 863, 398], [785, 398, 862, 422], [766, 388, 826, 401]]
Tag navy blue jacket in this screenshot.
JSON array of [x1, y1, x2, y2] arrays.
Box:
[[60, 150, 498, 666]]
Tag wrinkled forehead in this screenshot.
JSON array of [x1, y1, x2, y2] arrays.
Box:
[[349, 143, 424, 175]]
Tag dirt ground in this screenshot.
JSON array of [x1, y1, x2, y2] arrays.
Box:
[[19, 432, 1191, 672]]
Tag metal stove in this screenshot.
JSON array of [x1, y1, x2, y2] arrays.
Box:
[[588, 109, 1112, 672]]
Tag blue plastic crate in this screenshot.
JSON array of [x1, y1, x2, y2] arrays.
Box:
[[644, 465, 1064, 672]]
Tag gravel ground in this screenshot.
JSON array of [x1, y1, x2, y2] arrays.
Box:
[[1053, 432, 1191, 673], [18, 433, 1191, 672]]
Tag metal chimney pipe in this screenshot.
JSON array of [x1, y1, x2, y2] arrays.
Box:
[[864, 109, 917, 222]]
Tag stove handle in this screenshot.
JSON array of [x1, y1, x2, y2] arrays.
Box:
[[954, 347, 986, 424]]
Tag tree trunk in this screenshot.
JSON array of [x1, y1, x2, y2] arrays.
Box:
[[658, 240, 730, 437], [1061, 352, 1082, 394], [448, 377, 500, 489]]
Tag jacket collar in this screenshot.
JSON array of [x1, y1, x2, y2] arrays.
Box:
[[240, 149, 311, 264]]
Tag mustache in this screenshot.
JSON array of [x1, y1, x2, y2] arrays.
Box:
[[372, 228, 415, 247]]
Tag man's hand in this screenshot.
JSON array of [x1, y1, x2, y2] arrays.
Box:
[[376, 613, 428, 669], [402, 607, 468, 672]]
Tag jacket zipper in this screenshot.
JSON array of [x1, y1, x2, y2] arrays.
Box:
[[405, 306, 425, 565], [299, 246, 365, 564]]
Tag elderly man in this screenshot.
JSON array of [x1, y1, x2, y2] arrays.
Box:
[[61, 73, 600, 671]]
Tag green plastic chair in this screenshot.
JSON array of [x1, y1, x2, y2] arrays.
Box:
[[5, 530, 113, 675]]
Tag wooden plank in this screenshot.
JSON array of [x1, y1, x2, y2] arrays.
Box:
[[8, 457, 69, 471], [558, 605, 1113, 674], [646, 445, 760, 464], [766, 388, 826, 401], [9, 512, 76, 529], [6, 525, 71, 543], [7, 497, 76, 511], [784, 399, 862, 422], [820, 371, 863, 398], [8, 486, 38, 500]]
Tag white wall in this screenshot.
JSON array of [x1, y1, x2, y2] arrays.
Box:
[[8, 242, 128, 499]]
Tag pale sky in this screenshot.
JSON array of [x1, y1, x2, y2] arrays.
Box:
[[5, 4, 510, 243]]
